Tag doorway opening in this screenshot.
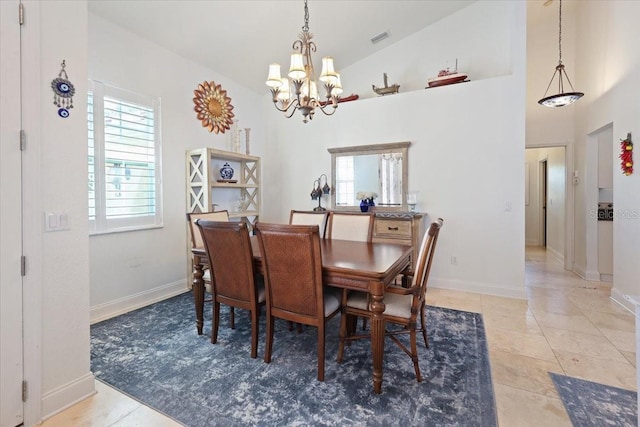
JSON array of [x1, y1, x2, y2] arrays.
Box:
[[525, 146, 567, 263]]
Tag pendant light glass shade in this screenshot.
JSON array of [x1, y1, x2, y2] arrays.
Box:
[[538, 0, 583, 108]]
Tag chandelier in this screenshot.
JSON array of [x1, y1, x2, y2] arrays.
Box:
[[265, 0, 342, 123], [538, 0, 584, 107]]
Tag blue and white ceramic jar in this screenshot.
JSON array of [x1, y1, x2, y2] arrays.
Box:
[[219, 162, 234, 180]]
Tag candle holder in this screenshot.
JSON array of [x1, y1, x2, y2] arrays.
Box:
[[311, 174, 331, 211]]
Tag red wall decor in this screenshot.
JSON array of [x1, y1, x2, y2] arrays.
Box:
[[620, 132, 633, 175]]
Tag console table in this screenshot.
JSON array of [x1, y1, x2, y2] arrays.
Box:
[[372, 212, 427, 269]]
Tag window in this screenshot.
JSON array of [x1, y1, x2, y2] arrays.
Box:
[[335, 155, 354, 205], [88, 81, 162, 234]]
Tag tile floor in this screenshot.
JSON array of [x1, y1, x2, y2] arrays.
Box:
[[40, 246, 636, 426]]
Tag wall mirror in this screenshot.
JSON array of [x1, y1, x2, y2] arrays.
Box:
[[328, 141, 410, 211]]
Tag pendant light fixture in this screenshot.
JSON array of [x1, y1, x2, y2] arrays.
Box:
[[265, 0, 342, 123], [538, 0, 584, 107]]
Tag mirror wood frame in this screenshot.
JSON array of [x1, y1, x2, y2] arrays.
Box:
[[328, 141, 410, 211]]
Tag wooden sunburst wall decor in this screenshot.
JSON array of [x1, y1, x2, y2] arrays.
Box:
[[193, 81, 235, 134]]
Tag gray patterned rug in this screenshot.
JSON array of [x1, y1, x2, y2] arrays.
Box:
[[91, 291, 497, 426], [551, 373, 638, 427]]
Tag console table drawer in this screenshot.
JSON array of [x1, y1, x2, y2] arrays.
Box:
[[374, 219, 412, 239]]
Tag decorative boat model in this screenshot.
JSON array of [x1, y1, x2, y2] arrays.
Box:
[[427, 60, 468, 88], [372, 73, 400, 96]]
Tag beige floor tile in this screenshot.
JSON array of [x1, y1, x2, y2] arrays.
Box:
[[426, 288, 483, 313], [41, 381, 140, 427], [531, 310, 602, 335], [582, 310, 635, 332], [542, 326, 629, 363], [554, 350, 637, 391], [111, 404, 184, 427], [568, 294, 630, 315], [489, 350, 564, 398], [494, 383, 571, 427], [621, 350, 636, 367], [481, 294, 529, 315], [598, 327, 637, 353], [482, 309, 543, 336], [485, 328, 557, 361], [527, 294, 584, 316]]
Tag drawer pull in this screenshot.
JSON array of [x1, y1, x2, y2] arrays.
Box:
[[387, 226, 399, 231]]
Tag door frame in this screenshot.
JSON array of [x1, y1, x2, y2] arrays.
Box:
[[525, 141, 574, 271], [539, 158, 548, 247]]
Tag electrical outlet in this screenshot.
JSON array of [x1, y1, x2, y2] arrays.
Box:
[[451, 256, 458, 266]]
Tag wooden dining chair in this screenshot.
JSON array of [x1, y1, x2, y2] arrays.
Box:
[[327, 211, 375, 330], [196, 220, 265, 358], [187, 211, 236, 325], [337, 218, 443, 382], [255, 222, 341, 381], [326, 211, 374, 242], [289, 210, 330, 238]]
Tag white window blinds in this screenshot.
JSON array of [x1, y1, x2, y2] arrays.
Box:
[[88, 81, 162, 234]]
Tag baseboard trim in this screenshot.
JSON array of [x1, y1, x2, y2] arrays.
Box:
[[573, 264, 600, 281], [546, 246, 564, 263], [525, 238, 539, 246], [600, 273, 613, 282], [41, 373, 96, 421], [429, 277, 527, 299], [90, 280, 189, 324], [611, 287, 634, 314]]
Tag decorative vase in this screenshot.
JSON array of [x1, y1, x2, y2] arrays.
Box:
[[368, 198, 376, 208], [360, 200, 369, 213], [220, 162, 234, 180]]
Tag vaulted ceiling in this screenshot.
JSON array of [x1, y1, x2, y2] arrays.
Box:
[[88, 0, 477, 94]]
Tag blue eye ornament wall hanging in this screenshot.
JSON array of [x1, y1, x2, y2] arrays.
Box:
[[51, 60, 75, 118]]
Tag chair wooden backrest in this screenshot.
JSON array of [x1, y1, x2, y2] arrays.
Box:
[[195, 220, 258, 307], [326, 212, 374, 242], [412, 218, 444, 306], [187, 210, 229, 249], [289, 210, 329, 238], [255, 222, 325, 322]]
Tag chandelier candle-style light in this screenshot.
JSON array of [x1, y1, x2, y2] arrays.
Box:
[[538, 0, 584, 107], [266, 0, 342, 123]]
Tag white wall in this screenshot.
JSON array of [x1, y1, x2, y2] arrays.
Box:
[[573, 0, 640, 309], [345, 0, 514, 100], [264, 1, 527, 298], [525, 147, 566, 259], [87, 14, 267, 320]]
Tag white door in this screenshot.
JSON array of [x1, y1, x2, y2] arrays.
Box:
[[1, 1, 25, 425]]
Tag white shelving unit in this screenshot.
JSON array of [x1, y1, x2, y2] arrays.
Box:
[[186, 147, 261, 229]]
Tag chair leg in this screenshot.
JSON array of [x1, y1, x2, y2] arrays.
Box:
[[410, 328, 422, 382], [250, 307, 259, 359], [211, 302, 221, 344], [337, 311, 348, 364], [264, 314, 274, 364], [317, 325, 325, 381], [362, 317, 368, 330], [230, 307, 235, 329], [420, 306, 429, 348]]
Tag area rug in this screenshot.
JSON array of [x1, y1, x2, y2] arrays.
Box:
[[91, 291, 497, 427], [550, 372, 638, 427]]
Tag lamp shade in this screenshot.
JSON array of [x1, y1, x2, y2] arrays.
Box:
[[332, 73, 343, 95], [319, 56, 338, 84], [538, 92, 584, 107], [288, 53, 306, 80], [266, 63, 283, 88], [277, 78, 290, 101]]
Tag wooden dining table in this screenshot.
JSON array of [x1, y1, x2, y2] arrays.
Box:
[[191, 237, 412, 394]]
